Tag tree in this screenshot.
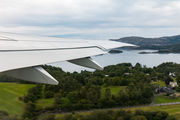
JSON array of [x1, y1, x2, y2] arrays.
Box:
[[23, 95, 30, 103], [54, 93, 62, 104], [90, 110, 111, 120], [22, 102, 36, 119], [155, 111, 168, 120], [141, 86, 153, 102], [176, 75, 180, 83], [135, 110, 145, 116], [117, 90, 128, 103], [67, 92, 77, 103], [135, 63, 142, 69], [113, 77, 121, 86], [36, 84, 43, 94], [28, 94, 36, 102], [28, 87, 40, 97], [165, 77, 173, 85], [44, 91, 54, 98], [60, 98, 72, 108], [105, 88, 111, 99], [104, 78, 111, 86]]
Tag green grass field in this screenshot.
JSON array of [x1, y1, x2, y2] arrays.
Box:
[[101, 86, 125, 96], [172, 78, 176, 82], [125, 104, 180, 120], [0, 82, 34, 116], [56, 104, 180, 120], [156, 96, 180, 104], [36, 98, 54, 108], [152, 80, 166, 87]]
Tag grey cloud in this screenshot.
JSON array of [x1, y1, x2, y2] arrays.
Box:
[[0, 0, 180, 39]]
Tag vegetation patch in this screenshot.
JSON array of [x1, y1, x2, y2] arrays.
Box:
[[56, 104, 180, 120], [0, 82, 34, 116], [152, 80, 166, 87], [101, 86, 125, 95], [156, 96, 180, 104], [126, 104, 180, 120], [36, 98, 54, 108]]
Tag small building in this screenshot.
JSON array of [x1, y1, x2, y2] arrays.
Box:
[[129, 66, 134, 70], [105, 75, 109, 77], [169, 72, 176, 77], [169, 82, 178, 88], [156, 86, 177, 95], [124, 73, 132, 75]]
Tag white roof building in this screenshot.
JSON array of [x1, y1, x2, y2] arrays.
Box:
[[169, 82, 178, 88]]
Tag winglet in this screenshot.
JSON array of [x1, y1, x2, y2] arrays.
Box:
[[68, 57, 103, 70], [3, 66, 59, 85]]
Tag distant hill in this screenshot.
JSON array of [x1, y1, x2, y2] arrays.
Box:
[[110, 35, 180, 49], [153, 43, 180, 53]]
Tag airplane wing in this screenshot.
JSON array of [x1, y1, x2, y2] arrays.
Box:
[[0, 32, 136, 85]]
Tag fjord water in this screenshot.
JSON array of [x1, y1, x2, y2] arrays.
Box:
[[50, 49, 180, 72]]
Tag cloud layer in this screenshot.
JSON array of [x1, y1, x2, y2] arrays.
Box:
[[0, 0, 180, 39]]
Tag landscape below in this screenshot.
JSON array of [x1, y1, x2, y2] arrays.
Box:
[[1, 62, 180, 119]]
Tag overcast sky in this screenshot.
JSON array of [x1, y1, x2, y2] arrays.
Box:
[[0, 0, 180, 39]]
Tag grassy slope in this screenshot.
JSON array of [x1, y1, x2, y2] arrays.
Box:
[[152, 80, 166, 87], [156, 96, 180, 104], [36, 98, 54, 108], [56, 104, 180, 120], [101, 86, 125, 96], [0, 82, 34, 116]]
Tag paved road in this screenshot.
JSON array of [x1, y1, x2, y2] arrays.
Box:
[[56, 95, 180, 115], [150, 94, 157, 105]]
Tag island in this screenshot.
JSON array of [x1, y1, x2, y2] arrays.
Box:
[[139, 51, 158, 54], [139, 49, 180, 54], [108, 50, 123, 54]]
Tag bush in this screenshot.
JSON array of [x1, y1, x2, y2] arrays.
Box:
[[21, 102, 36, 119], [54, 93, 62, 104], [45, 105, 56, 111], [44, 91, 54, 98], [0, 111, 9, 116], [23, 95, 30, 103], [18, 96, 23, 101]]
